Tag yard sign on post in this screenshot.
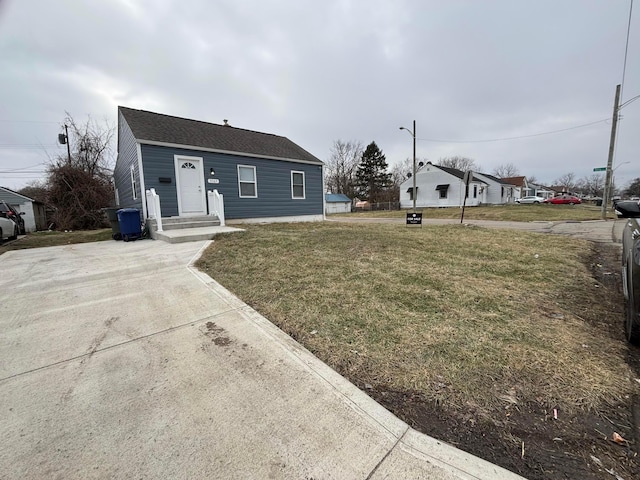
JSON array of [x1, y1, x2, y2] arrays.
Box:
[[406, 211, 422, 227], [460, 170, 472, 224]]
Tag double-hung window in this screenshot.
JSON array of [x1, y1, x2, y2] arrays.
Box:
[[291, 171, 305, 199], [238, 165, 257, 198]]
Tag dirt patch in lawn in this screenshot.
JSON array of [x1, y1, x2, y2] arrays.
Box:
[[197, 223, 640, 480]]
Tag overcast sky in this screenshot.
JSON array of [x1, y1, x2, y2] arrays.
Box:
[[0, 0, 638, 191]]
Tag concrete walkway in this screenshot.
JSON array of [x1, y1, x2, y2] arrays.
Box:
[[0, 240, 525, 479]]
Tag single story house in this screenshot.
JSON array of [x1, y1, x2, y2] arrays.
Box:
[[472, 172, 516, 204], [399, 162, 487, 208], [500, 176, 531, 199], [527, 182, 554, 199], [114, 107, 324, 224], [325, 193, 352, 214], [0, 186, 47, 232]]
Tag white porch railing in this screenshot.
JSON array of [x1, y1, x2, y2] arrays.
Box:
[[145, 188, 163, 232], [207, 189, 225, 226]]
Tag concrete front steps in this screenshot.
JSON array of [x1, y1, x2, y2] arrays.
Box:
[[146, 216, 244, 244]]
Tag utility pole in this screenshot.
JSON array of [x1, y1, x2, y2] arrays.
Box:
[[601, 84, 621, 220], [64, 124, 71, 165], [58, 124, 72, 165], [399, 121, 417, 212], [412, 120, 416, 212]]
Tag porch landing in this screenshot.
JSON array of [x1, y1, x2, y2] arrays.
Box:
[[146, 216, 243, 244], [154, 225, 244, 244]]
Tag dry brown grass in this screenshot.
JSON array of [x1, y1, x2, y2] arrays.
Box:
[[336, 203, 614, 222], [197, 222, 634, 415], [0, 229, 113, 255]]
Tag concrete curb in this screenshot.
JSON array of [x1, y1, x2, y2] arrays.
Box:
[[187, 242, 527, 480]]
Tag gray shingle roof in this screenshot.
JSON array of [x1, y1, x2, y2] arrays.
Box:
[[325, 193, 351, 203], [119, 107, 323, 165]]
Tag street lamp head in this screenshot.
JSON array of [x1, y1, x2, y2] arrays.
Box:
[[399, 127, 405, 131]]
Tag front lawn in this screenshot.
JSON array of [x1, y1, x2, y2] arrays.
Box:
[[197, 222, 638, 480], [335, 203, 614, 222]]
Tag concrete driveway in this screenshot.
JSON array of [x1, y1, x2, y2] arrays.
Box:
[[0, 240, 526, 479]]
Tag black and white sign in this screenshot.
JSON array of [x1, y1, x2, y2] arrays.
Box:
[[406, 212, 422, 225]]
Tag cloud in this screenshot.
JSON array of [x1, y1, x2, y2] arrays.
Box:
[[0, 0, 637, 190]]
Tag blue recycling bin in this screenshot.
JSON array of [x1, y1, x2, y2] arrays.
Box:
[[116, 208, 142, 242]]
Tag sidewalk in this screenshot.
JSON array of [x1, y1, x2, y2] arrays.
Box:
[[0, 240, 525, 479]]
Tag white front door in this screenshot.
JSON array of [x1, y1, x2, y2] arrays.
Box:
[[174, 156, 206, 216]]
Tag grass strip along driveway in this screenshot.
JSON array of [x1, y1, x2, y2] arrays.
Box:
[[197, 222, 639, 480], [0, 228, 112, 255]]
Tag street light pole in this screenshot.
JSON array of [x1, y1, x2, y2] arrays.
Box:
[[601, 84, 621, 220], [400, 120, 417, 212]]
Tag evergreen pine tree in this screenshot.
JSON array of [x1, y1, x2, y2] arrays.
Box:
[[355, 142, 391, 202]]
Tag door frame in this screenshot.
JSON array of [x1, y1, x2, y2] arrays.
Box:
[[174, 155, 207, 216]]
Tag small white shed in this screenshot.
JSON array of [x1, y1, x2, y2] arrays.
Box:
[[0, 186, 46, 232], [325, 193, 352, 214]]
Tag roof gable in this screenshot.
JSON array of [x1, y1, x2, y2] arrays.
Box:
[[0, 186, 34, 202], [119, 107, 323, 165]]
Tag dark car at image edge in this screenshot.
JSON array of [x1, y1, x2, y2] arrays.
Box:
[[616, 200, 640, 343]]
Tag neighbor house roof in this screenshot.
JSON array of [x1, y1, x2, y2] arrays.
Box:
[[0, 186, 35, 203], [500, 176, 527, 187], [325, 193, 351, 203], [119, 106, 323, 165], [434, 164, 484, 182], [474, 172, 514, 185]]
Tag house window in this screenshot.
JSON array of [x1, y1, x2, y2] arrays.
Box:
[[436, 184, 449, 199], [291, 171, 305, 199], [406, 187, 418, 201], [238, 165, 257, 198], [501, 186, 505, 197], [130, 165, 137, 200], [473, 185, 477, 198]]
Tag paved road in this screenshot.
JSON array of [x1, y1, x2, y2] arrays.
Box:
[[0, 240, 524, 479]]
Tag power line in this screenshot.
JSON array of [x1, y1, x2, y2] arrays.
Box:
[[0, 120, 60, 124], [0, 163, 47, 172], [0, 145, 60, 149], [417, 118, 610, 143]]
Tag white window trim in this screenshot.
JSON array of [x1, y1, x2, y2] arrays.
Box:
[[130, 165, 137, 200], [291, 170, 305, 199], [237, 165, 257, 198]]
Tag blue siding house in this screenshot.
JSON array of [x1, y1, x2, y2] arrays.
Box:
[[114, 107, 325, 224]]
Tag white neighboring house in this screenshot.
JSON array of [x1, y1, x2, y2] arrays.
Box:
[[528, 182, 554, 200], [399, 162, 487, 208], [324, 193, 352, 214], [500, 176, 530, 200], [472, 173, 516, 204], [0, 186, 46, 232]]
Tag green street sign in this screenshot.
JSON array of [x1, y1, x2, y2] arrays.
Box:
[[593, 167, 606, 172]]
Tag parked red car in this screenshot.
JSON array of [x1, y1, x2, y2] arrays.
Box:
[[544, 195, 582, 205]]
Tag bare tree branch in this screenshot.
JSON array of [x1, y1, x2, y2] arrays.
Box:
[[492, 163, 520, 178], [438, 156, 477, 172]]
